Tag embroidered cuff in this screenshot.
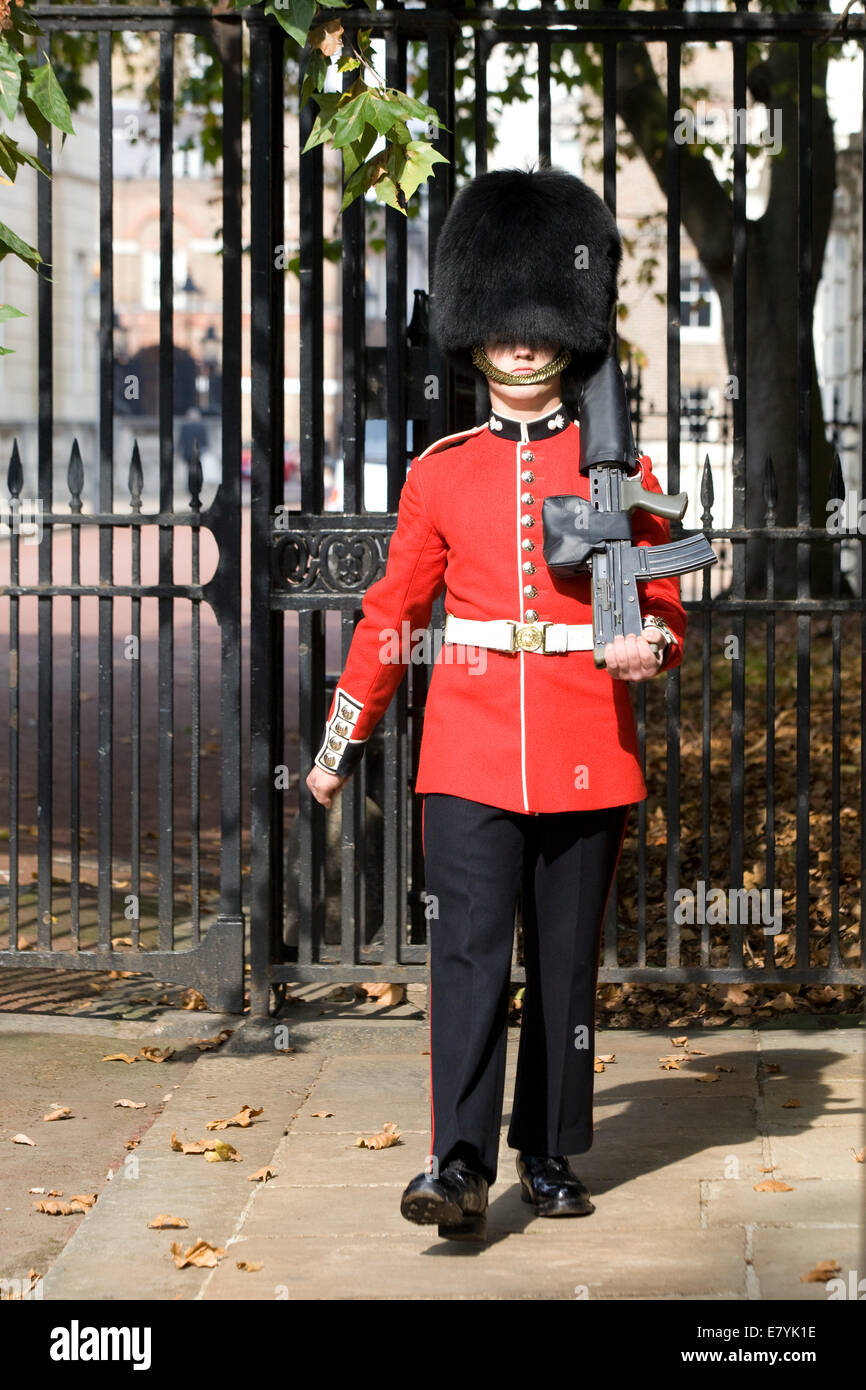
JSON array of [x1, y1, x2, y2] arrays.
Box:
[[314, 686, 369, 776]]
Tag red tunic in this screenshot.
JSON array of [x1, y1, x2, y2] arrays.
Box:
[[313, 403, 687, 814]]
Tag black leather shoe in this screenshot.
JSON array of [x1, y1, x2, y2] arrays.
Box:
[[516, 1153, 595, 1217], [400, 1158, 489, 1240]]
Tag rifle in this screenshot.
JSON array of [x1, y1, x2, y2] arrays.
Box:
[[543, 355, 718, 667]]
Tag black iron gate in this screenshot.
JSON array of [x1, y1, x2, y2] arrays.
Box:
[[249, 1, 865, 1015], [0, 4, 245, 1011], [2, 4, 863, 1018]]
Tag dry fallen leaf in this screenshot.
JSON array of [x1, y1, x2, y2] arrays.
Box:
[[684, 1047, 707, 1056], [770, 992, 796, 1011], [597, 1053, 616, 1064], [714, 1064, 735, 1073], [192, 1029, 234, 1052], [11, 1134, 35, 1146], [359, 982, 406, 1007], [671, 1036, 688, 1047], [70, 1193, 97, 1210], [205, 1105, 263, 1131], [763, 1062, 782, 1074], [181, 988, 208, 1011], [114, 1099, 147, 1109], [236, 1260, 263, 1272], [310, 1111, 334, 1119], [169, 1131, 227, 1156], [851, 1147, 865, 1163], [781, 1098, 802, 1109], [170, 1238, 226, 1269], [660, 1060, 680, 1071], [102, 1053, 138, 1065], [753, 1179, 795, 1193], [759, 1165, 776, 1173], [139, 1047, 174, 1064], [309, 18, 343, 58], [355, 1121, 401, 1150], [43, 1107, 73, 1122], [147, 1214, 189, 1230], [28, 1187, 45, 1195], [593, 1060, 605, 1073], [33, 1199, 77, 1216], [247, 1166, 276, 1184], [695, 1074, 720, 1084], [800, 1260, 841, 1284]]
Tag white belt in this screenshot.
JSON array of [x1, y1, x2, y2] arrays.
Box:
[[443, 612, 593, 654]]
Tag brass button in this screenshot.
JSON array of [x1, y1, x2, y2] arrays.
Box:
[[521, 492, 534, 505], [339, 705, 355, 720], [524, 609, 539, 622], [328, 735, 344, 750], [521, 470, 534, 483], [322, 754, 336, 768], [522, 561, 536, 574], [523, 585, 538, 598], [334, 722, 349, 737], [521, 449, 535, 462], [521, 515, 534, 527], [521, 538, 535, 551]]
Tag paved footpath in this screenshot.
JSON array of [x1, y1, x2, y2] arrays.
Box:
[[16, 1014, 860, 1302]]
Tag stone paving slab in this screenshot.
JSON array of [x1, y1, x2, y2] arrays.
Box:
[[33, 1022, 863, 1302], [750, 1224, 865, 1302], [41, 1051, 323, 1301], [201, 1228, 750, 1301]]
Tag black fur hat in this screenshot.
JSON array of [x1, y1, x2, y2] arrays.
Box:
[[430, 167, 622, 386]]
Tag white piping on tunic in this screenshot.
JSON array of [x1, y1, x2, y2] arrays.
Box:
[[518, 421, 530, 813]]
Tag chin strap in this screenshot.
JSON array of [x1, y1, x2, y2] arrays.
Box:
[[471, 344, 572, 386]]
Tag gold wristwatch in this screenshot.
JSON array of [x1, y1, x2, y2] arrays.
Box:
[[641, 615, 678, 668]]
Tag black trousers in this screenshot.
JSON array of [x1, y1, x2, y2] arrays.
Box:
[[422, 793, 630, 1186]]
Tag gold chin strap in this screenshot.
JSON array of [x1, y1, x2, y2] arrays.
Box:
[[471, 344, 572, 386]]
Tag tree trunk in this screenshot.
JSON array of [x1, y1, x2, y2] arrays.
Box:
[[615, 25, 838, 596]]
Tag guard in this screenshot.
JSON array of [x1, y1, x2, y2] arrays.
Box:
[[306, 168, 687, 1242]]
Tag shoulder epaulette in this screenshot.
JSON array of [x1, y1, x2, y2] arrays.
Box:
[[417, 423, 488, 462]]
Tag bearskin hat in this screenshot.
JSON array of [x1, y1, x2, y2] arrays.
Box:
[[430, 167, 622, 386]]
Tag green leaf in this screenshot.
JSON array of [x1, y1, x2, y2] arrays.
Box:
[[340, 151, 385, 211], [0, 345, 15, 355], [0, 220, 42, 271], [0, 303, 27, 322], [0, 135, 18, 182], [336, 56, 361, 73], [372, 174, 403, 214], [330, 91, 374, 148], [300, 50, 329, 108], [265, 0, 317, 48], [301, 90, 349, 153], [385, 139, 448, 208], [13, 143, 50, 178], [7, 8, 42, 36], [28, 57, 75, 136], [341, 122, 377, 178], [0, 134, 49, 180], [19, 92, 51, 147], [384, 89, 443, 129], [0, 41, 22, 121]]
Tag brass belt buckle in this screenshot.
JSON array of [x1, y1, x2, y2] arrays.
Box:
[[509, 620, 550, 653]]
